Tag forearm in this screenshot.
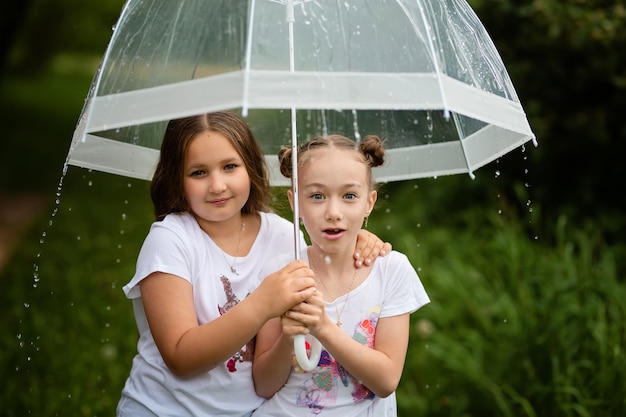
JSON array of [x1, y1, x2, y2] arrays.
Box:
[[165, 295, 268, 376], [315, 325, 402, 398], [253, 329, 295, 398]]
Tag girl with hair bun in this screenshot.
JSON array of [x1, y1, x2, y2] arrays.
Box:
[[252, 134, 430, 417]]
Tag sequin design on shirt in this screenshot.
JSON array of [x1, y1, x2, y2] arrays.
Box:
[[218, 275, 255, 372], [294, 308, 380, 413]]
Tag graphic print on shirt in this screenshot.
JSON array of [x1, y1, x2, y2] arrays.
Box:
[[294, 307, 381, 414], [218, 274, 255, 372]]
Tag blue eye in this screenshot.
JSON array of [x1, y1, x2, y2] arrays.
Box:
[[311, 193, 324, 200], [224, 163, 237, 171], [344, 193, 357, 200]]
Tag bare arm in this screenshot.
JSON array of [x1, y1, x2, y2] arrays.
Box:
[[252, 317, 296, 398], [286, 292, 410, 398], [141, 260, 315, 377]]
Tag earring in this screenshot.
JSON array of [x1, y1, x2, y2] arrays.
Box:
[[363, 216, 369, 228], [299, 217, 304, 227]]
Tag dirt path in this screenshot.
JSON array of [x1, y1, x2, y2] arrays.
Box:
[[0, 193, 49, 270]]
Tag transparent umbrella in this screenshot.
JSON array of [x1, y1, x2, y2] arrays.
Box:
[[66, 0, 536, 370]]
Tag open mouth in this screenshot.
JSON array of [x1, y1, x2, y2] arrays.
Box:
[[323, 228, 345, 235]]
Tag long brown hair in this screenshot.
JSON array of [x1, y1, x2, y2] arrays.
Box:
[[150, 111, 271, 221]]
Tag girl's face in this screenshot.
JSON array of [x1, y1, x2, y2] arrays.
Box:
[[293, 147, 377, 255], [183, 131, 251, 227]]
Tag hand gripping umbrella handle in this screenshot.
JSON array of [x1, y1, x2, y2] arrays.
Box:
[[293, 334, 322, 371]]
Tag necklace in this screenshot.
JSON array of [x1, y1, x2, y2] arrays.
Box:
[[225, 218, 245, 275], [308, 248, 357, 327]]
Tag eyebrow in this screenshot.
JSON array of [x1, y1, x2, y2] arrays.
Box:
[[186, 156, 241, 168], [303, 181, 364, 189]]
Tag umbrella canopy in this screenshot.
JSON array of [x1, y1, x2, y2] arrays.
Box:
[[67, 0, 535, 186]]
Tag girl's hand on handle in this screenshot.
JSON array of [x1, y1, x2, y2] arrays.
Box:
[[251, 260, 316, 321], [281, 290, 329, 337], [354, 229, 392, 267]]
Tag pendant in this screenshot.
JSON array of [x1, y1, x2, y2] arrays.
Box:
[[231, 266, 239, 275], [336, 320, 342, 327]]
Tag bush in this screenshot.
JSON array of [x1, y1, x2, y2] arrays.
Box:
[[386, 211, 626, 417]]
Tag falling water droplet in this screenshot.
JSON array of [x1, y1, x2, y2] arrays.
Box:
[[351, 110, 361, 142]]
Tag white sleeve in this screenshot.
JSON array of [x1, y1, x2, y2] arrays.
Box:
[[379, 251, 430, 318], [123, 222, 192, 299]]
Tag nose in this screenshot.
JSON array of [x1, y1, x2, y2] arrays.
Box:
[[325, 198, 343, 221], [207, 173, 227, 194]]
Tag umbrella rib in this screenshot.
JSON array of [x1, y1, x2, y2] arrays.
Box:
[[451, 112, 476, 179], [242, 0, 257, 117], [404, 1, 475, 177], [408, 0, 450, 120]]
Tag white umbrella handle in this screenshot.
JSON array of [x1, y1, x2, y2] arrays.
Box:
[[285, 0, 321, 373], [293, 334, 322, 371]]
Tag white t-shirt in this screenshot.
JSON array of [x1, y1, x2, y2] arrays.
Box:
[[252, 249, 430, 417], [118, 211, 305, 417]]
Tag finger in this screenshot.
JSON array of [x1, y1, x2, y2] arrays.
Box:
[[382, 241, 392, 255], [282, 259, 310, 274], [285, 310, 315, 328], [353, 230, 373, 266], [281, 314, 310, 334]]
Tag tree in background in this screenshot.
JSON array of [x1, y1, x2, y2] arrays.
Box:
[[1, 0, 123, 74], [471, 0, 626, 242]]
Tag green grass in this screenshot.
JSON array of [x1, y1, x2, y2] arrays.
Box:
[[1, 169, 153, 416], [390, 211, 626, 416]]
